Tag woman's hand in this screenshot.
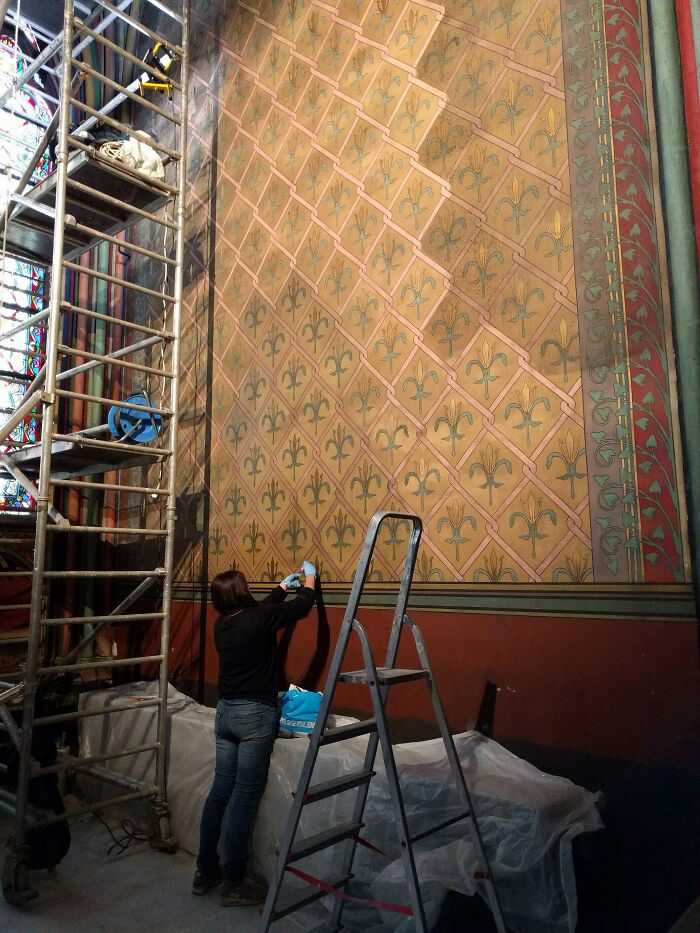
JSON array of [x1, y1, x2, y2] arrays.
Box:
[[281, 573, 302, 591], [300, 560, 317, 590]]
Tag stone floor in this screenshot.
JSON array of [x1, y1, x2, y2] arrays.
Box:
[[0, 811, 262, 933]]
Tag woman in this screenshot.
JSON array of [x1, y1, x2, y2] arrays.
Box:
[[193, 561, 317, 906]]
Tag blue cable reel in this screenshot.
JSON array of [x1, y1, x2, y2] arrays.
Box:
[[107, 391, 162, 444]]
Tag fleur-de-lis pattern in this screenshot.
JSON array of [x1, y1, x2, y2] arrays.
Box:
[[172, 0, 686, 587]]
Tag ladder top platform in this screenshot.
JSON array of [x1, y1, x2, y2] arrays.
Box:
[[8, 436, 164, 479], [5, 149, 170, 265]]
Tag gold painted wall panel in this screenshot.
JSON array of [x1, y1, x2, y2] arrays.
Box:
[[183, 0, 594, 584]]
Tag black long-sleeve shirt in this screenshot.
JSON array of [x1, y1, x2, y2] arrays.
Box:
[[214, 586, 316, 705]]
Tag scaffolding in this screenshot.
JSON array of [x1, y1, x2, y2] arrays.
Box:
[[0, 0, 188, 904]]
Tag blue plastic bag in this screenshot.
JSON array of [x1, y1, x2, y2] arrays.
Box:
[[279, 685, 322, 735]]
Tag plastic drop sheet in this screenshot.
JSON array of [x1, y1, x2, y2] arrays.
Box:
[[80, 682, 603, 932]]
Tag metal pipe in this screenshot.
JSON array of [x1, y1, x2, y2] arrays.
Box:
[[51, 478, 168, 496], [57, 341, 175, 379], [51, 431, 171, 456], [60, 302, 175, 338], [42, 612, 164, 626], [0, 706, 21, 751], [69, 761, 151, 792], [0, 390, 40, 445], [9, 193, 60, 220], [0, 0, 138, 229], [0, 0, 136, 111], [72, 59, 182, 124], [34, 697, 161, 726], [142, 0, 183, 25], [46, 525, 168, 535], [4, 309, 51, 340], [156, 0, 189, 806], [0, 683, 23, 706], [14, 365, 47, 409], [70, 423, 110, 437], [14, 1, 76, 853], [58, 573, 163, 666], [66, 179, 179, 229], [32, 788, 158, 828], [63, 260, 177, 302], [68, 222, 178, 266], [68, 99, 181, 161], [88, 0, 184, 55], [36, 743, 160, 776], [54, 388, 172, 417], [37, 654, 164, 676], [42, 569, 166, 578], [0, 453, 68, 526], [72, 19, 183, 91]]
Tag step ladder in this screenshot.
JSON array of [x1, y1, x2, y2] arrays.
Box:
[[260, 511, 506, 933]]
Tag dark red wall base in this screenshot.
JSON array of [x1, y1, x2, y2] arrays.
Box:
[[163, 599, 700, 771]]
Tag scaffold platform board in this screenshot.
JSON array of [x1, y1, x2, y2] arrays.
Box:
[[7, 435, 165, 479], [5, 149, 170, 265]]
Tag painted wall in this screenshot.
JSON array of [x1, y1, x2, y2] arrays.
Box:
[[129, 0, 700, 767], [170, 0, 689, 588], [155, 596, 700, 769]]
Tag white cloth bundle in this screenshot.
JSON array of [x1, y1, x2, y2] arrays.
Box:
[[100, 131, 164, 180]]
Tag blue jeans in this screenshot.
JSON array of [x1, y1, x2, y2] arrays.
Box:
[[197, 699, 277, 887]]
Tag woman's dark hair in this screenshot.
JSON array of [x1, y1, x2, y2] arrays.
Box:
[[211, 569, 256, 615]]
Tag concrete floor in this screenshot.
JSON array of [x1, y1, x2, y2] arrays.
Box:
[[0, 813, 262, 932]]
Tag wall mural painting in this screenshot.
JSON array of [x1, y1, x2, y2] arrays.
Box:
[[177, 0, 688, 587]]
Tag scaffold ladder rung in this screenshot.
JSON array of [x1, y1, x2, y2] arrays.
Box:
[[0, 0, 189, 904]]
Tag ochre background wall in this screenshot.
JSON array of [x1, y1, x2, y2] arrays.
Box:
[[174, 0, 688, 586], [133, 0, 699, 770]]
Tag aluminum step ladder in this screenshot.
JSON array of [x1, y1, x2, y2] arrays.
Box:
[[260, 511, 507, 933]]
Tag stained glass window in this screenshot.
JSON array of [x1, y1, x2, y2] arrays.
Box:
[[0, 33, 52, 509]]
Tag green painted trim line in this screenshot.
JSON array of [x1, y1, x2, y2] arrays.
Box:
[[691, 0, 700, 100], [648, 1, 700, 594], [167, 582, 697, 621]]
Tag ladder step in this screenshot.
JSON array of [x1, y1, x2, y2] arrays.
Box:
[[304, 770, 375, 804], [319, 718, 377, 745], [272, 872, 352, 921], [288, 820, 364, 863], [410, 811, 471, 844], [340, 667, 429, 685]]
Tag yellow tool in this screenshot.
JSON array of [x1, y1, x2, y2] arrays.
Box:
[[138, 42, 176, 100]]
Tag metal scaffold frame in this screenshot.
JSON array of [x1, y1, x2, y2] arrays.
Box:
[[0, 0, 189, 904]]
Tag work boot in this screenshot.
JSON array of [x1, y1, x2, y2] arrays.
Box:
[[220, 875, 268, 907], [192, 865, 223, 895]]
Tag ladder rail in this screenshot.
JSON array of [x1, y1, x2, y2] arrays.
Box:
[[12, 0, 76, 853], [404, 616, 507, 933], [260, 511, 508, 932], [154, 0, 189, 812], [260, 512, 421, 931], [330, 619, 427, 932], [1, 0, 188, 897]]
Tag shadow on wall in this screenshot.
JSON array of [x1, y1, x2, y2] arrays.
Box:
[[278, 578, 331, 693]]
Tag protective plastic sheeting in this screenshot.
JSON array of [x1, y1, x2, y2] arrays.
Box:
[[80, 682, 603, 931]]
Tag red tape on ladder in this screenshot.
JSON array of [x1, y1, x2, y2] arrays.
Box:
[[285, 864, 413, 916]]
